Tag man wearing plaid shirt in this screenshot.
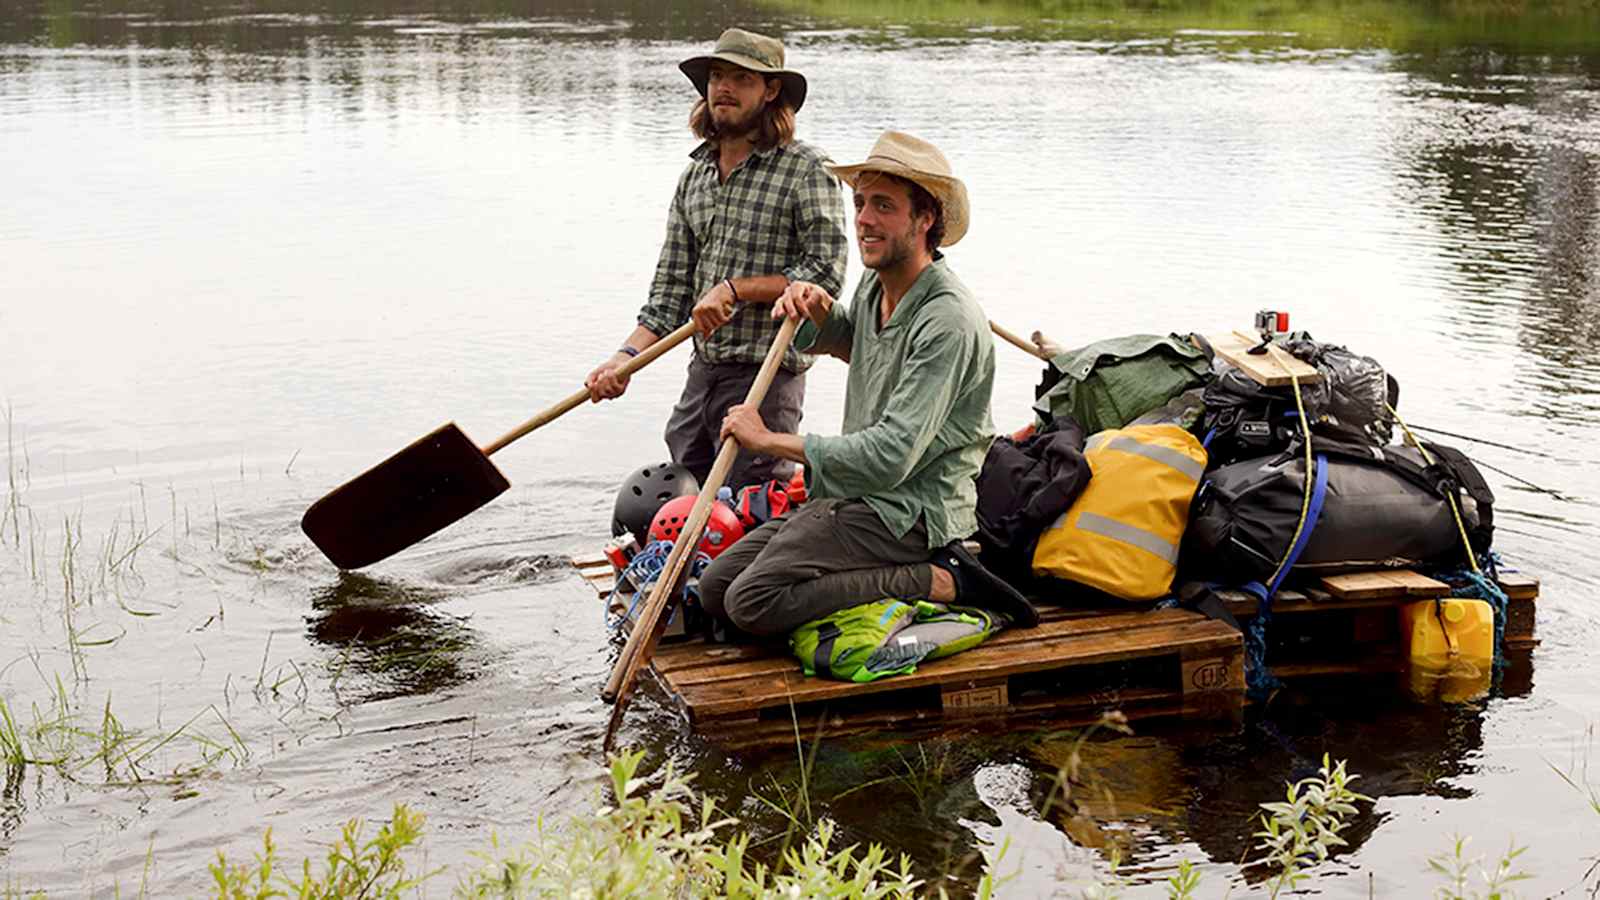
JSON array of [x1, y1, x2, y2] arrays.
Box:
[[585, 28, 848, 490]]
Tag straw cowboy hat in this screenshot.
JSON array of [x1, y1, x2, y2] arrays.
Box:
[[679, 28, 808, 112], [828, 131, 970, 247]]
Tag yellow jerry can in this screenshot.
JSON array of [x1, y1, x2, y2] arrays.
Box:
[[1400, 598, 1494, 703]]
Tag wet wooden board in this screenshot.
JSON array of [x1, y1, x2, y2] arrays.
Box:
[[571, 551, 616, 597], [1321, 570, 1449, 600], [1497, 572, 1540, 600], [695, 686, 1241, 752], [664, 610, 1241, 721], [1204, 330, 1322, 387]]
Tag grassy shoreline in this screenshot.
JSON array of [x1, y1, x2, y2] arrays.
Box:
[[759, 0, 1600, 55]]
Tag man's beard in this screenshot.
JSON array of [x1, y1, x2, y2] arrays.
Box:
[[712, 101, 763, 137], [864, 229, 919, 271]]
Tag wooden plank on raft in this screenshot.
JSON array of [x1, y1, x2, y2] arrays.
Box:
[[670, 615, 1240, 720], [695, 686, 1211, 752], [569, 553, 617, 597], [1204, 330, 1322, 387], [1497, 572, 1540, 601], [1320, 570, 1449, 601], [662, 608, 1200, 687]]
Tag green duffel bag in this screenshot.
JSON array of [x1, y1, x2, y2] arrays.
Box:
[[789, 599, 1004, 683], [1033, 333, 1213, 434]]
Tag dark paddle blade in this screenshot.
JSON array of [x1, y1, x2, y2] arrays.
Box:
[[301, 423, 510, 569]]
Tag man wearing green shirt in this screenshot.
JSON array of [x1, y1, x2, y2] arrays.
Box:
[[584, 28, 848, 490], [698, 131, 1038, 637]]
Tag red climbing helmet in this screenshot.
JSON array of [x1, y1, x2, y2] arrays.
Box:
[[648, 495, 746, 559]]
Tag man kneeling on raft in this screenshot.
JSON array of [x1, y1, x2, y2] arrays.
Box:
[[698, 131, 1039, 637]]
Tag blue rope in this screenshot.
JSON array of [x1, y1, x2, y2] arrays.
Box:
[[1432, 552, 1510, 669], [606, 539, 713, 633], [1240, 453, 1328, 700], [1241, 581, 1281, 699]]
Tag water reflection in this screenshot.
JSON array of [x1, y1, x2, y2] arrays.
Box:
[[1388, 51, 1600, 425], [1023, 690, 1501, 884], [305, 571, 482, 702]]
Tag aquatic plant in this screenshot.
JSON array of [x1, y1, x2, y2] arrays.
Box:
[[1164, 859, 1202, 899], [210, 804, 437, 899], [453, 748, 958, 899], [1427, 835, 1531, 900], [0, 680, 247, 791], [1251, 753, 1372, 898]]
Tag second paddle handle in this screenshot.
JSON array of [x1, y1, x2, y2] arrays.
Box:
[[601, 316, 800, 709], [481, 321, 697, 456]]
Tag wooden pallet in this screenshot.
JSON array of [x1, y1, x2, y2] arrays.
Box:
[[572, 552, 1244, 748], [574, 551, 1540, 745]]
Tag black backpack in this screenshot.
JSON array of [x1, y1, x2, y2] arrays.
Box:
[[1192, 335, 1400, 468]]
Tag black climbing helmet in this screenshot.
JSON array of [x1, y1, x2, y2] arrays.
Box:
[[611, 462, 700, 545]]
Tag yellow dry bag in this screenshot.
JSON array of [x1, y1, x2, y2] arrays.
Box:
[[1031, 424, 1207, 601]]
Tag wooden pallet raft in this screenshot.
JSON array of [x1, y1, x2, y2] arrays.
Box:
[[571, 552, 1245, 747]]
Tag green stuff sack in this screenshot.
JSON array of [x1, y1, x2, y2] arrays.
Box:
[[789, 599, 1004, 683], [1033, 334, 1212, 434]]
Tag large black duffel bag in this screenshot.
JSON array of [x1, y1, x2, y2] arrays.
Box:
[[1181, 438, 1493, 585]]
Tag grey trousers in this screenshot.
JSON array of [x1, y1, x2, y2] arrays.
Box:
[[664, 356, 804, 492], [698, 498, 936, 637]]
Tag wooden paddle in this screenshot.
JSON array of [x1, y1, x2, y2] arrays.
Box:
[[601, 316, 799, 748], [989, 320, 1053, 361], [302, 321, 697, 570]]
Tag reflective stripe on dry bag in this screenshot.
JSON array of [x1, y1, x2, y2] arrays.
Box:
[[1032, 424, 1208, 601]]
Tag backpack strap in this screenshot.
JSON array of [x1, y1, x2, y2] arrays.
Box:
[[811, 622, 843, 678]]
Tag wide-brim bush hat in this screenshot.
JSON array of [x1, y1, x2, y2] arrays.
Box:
[[679, 28, 808, 112], [828, 131, 970, 247]]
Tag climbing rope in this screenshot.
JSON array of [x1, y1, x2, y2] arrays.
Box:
[[606, 539, 713, 633], [1387, 403, 1511, 666], [1240, 343, 1319, 699], [1267, 348, 1316, 591]]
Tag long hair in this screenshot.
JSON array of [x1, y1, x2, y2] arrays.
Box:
[[689, 83, 797, 151]]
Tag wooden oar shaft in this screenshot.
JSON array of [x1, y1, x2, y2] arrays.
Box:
[[602, 317, 800, 738], [481, 321, 697, 456], [989, 320, 1052, 361]]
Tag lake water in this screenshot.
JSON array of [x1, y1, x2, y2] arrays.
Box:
[[2, 0, 1598, 894]]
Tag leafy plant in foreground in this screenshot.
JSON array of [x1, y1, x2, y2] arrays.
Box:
[[1251, 753, 1372, 899], [210, 803, 437, 899], [456, 747, 937, 899], [1427, 834, 1531, 900]]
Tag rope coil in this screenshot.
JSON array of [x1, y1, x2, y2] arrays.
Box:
[[606, 539, 712, 633]]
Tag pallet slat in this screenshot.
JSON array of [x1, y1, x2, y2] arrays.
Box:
[[663, 608, 1206, 686], [674, 616, 1239, 719], [1498, 572, 1540, 600], [1321, 570, 1449, 600]]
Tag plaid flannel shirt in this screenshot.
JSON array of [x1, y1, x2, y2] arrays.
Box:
[[637, 138, 848, 373]]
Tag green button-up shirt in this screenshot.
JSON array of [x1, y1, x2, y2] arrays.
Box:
[[638, 139, 849, 373], [797, 255, 996, 548]]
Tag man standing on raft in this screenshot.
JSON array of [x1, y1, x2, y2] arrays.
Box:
[[698, 131, 1038, 636], [584, 28, 848, 491]]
